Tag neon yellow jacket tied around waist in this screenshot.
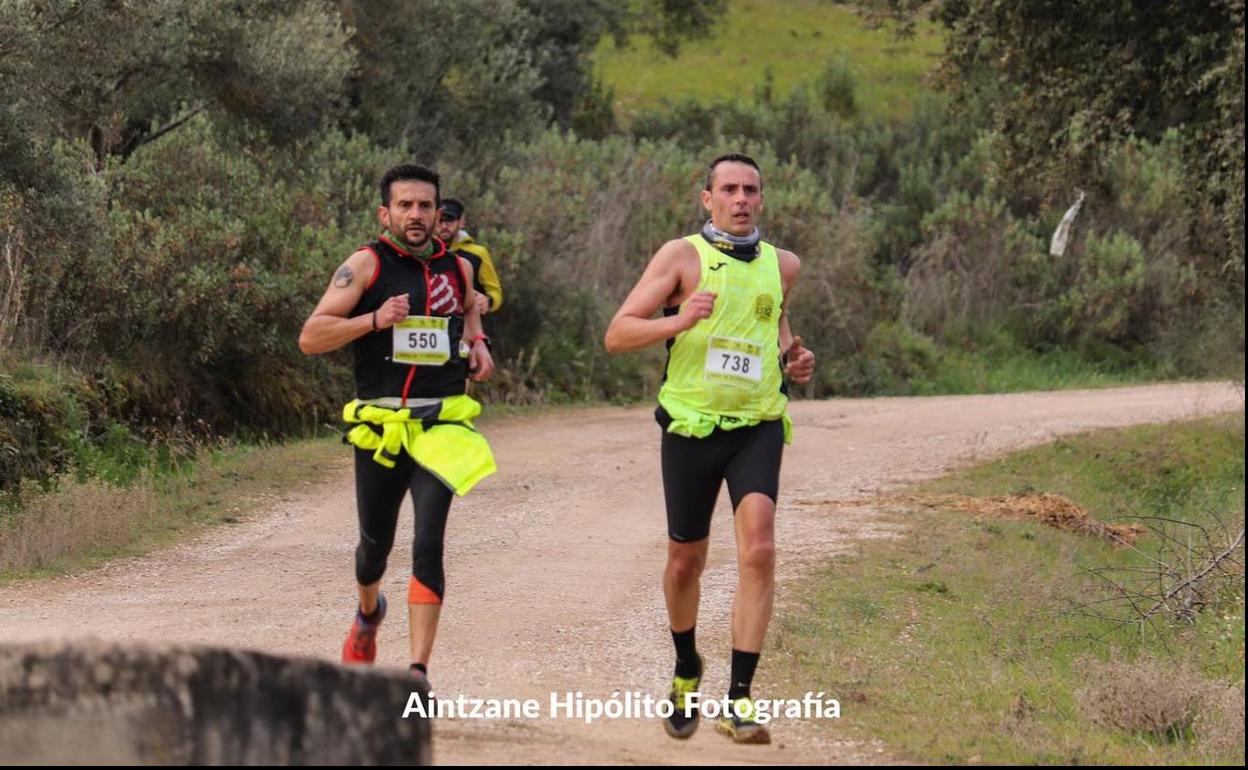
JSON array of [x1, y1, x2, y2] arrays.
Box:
[[343, 395, 496, 496]]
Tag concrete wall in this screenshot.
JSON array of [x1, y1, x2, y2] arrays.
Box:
[[0, 641, 430, 765]]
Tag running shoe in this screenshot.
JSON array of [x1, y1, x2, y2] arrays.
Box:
[[663, 654, 703, 739], [341, 594, 387, 664], [716, 696, 771, 744]]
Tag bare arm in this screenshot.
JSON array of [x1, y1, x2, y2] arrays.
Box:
[[777, 249, 799, 351], [604, 239, 710, 353], [777, 249, 815, 384], [299, 250, 407, 355]]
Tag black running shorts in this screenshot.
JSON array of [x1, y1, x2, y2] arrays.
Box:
[[658, 410, 785, 543]]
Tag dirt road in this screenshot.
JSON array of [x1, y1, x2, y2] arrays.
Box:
[[0, 383, 1240, 763]]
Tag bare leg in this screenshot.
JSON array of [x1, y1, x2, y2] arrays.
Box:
[[408, 603, 441, 667], [730, 493, 776, 652], [664, 538, 710, 632], [356, 581, 382, 615]]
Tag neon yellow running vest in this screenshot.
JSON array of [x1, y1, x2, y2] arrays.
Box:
[[657, 235, 791, 442]]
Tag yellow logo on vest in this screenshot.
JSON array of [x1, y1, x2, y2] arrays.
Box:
[[754, 294, 776, 321]]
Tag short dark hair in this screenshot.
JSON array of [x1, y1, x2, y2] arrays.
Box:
[[380, 163, 440, 206], [705, 152, 762, 191]]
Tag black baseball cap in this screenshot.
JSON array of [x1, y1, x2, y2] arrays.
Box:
[[438, 199, 465, 219]]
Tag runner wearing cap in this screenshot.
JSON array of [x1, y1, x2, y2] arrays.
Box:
[[436, 198, 503, 315]]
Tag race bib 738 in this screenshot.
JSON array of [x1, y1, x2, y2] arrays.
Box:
[[704, 336, 763, 384]]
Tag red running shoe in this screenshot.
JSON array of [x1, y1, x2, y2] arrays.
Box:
[[341, 594, 387, 664]]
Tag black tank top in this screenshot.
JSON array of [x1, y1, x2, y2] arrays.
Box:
[[349, 237, 469, 400]]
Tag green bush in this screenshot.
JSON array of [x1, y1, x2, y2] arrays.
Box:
[[903, 191, 1046, 344], [835, 321, 941, 394], [1059, 230, 1148, 343], [456, 132, 702, 401], [815, 56, 859, 119], [12, 120, 397, 435], [0, 362, 93, 492]]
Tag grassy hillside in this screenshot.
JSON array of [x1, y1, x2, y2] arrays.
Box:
[[594, 0, 944, 121]]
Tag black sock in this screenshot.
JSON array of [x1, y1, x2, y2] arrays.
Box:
[[410, 662, 427, 675], [728, 649, 760, 701], [672, 627, 701, 678]]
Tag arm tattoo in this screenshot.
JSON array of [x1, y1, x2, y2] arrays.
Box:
[[333, 264, 354, 288]]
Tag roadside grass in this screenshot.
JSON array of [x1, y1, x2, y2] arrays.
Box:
[[0, 396, 578, 584], [771, 413, 1245, 763], [910, 345, 1178, 395], [818, 325, 1197, 398], [0, 437, 344, 584], [595, 0, 943, 122]]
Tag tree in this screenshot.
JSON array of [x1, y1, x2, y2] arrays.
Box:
[[0, 0, 353, 173], [861, 0, 1245, 285], [338, 0, 549, 160], [337, 0, 727, 157]]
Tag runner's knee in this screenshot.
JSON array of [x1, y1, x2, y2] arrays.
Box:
[[353, 449, 408, 587], [738, 538, 775, 573], [667, 544, 707, 584], [355, 538, 389, 586]]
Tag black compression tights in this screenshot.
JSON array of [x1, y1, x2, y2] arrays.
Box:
[[353, 448, 453, 600]]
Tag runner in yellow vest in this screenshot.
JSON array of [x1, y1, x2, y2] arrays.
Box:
[[605, 153, 816, 745]]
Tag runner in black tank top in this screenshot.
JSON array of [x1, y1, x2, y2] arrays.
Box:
[[299, 164, 495, 687]]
